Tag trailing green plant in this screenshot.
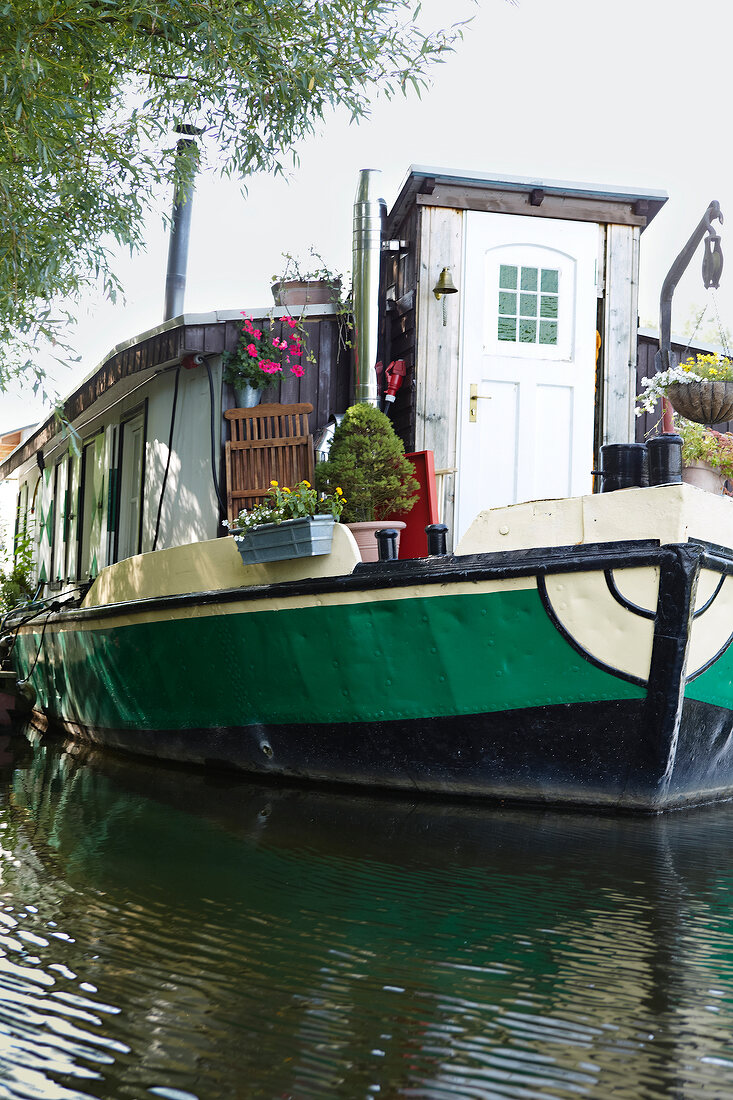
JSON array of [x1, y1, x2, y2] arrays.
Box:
[[0, 0, 465, 389], [273, 248, 354, 352], [229, 479, 345, 530], [223, 313, 313, 391], [273, 248, 344, 292], [315, 404, 419, 523], [0, 525, 35, 615], [675, 416, 733, 479]]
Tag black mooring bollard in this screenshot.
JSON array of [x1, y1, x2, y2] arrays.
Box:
[[647, 434, 683, 486], [375, 528, 400, 561], [426, 523, 449, 556], [599, 443, 648, 492]]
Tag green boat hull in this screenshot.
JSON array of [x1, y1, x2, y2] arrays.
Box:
[[10, 535, 733, 811]]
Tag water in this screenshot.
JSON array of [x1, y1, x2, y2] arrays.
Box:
[[0, 732, 732, 1098]]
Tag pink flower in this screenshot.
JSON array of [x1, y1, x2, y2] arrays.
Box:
[[290, 342, 302, 357], [283, 316, 298, 329], [246, 343, 258, 357], [253, 328, 262, 340], [243, 317, 254, 334], [290, 364, 305, 378]]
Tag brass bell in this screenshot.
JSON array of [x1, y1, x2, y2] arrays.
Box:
[[433, 268, 458, 299]]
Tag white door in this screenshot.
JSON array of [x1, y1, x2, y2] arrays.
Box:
[[456, 212, 600, 540]]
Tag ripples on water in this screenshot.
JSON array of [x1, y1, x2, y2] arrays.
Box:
[[0, 732, 731, 1097]]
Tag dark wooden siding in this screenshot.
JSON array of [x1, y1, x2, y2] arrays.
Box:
[[382, 203, 420, 451]]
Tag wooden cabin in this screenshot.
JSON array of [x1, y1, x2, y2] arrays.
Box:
[[0, 164, 673, 589], [0, 307, 348, 589], [381, 166, 667, 542]]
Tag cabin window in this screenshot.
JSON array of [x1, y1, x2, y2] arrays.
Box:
[[116, 413, 145, 562], [36, 467, 54, 584], [66, 451, 81, 582], [498, 264, 559, 346], [80, 433, 106, 579], [52, 456, 68, 582]]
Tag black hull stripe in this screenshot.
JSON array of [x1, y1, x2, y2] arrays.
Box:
[[693, 572, 726, 618], [30, 695, 733, 812], [604, 569, 656, 620]]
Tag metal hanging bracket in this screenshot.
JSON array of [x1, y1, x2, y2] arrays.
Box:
[[658, 200, 723, 373]]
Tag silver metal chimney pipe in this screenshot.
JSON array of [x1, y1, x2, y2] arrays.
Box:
[[352, 169, 385, 405], [163, 126, 200, 322]]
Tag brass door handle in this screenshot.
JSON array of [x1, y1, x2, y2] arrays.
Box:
[[469, 383, 492, 423]]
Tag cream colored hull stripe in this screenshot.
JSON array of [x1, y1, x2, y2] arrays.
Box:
[[18, 576, 538, 634]]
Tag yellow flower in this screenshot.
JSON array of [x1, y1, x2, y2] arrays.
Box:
[[283, 487, 291, 494], [302, 480, 311, 488], [336, 486, 343, 496], [270, 480, 278, 487]]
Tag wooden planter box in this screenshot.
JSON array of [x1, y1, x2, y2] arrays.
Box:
[[232, 515, 335, 564]]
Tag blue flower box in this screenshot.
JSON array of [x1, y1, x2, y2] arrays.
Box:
[[232, 515, 335, 565]]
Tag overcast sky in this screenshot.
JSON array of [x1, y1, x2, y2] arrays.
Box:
[[3, 0, 732, 433]]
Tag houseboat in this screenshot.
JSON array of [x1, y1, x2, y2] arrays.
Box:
[[5, 166, 733, 812]]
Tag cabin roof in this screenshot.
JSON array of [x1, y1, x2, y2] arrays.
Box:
[[387, 165, 668, 230]]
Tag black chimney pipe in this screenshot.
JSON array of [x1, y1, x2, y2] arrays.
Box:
[[163, 125, 201, 322]]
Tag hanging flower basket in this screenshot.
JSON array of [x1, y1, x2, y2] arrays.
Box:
[[666, 381, 733, 425]]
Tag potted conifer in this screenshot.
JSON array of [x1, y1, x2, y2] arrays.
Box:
[[315, 404, 419, 561]]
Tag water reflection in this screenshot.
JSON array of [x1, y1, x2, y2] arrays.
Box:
[[0, 731, 731, 1097]]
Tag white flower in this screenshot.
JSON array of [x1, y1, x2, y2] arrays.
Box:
[[635, 366, 705, 415]]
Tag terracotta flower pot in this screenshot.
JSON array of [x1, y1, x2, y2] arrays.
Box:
[[346, 521, 405, 562], [271, 279, 340, 307], [682, 461, 726, 494]]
